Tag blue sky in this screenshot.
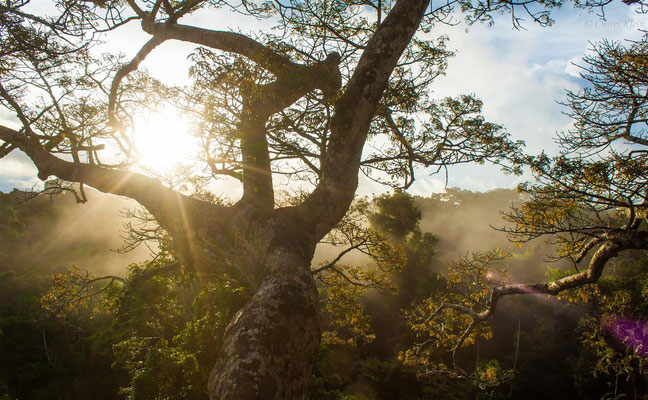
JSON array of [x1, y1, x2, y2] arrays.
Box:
[[1, 2, 646, 195], [400, 3, 648, 195]]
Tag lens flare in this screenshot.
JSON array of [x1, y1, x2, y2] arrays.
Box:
[[605, 316, 648, 357]]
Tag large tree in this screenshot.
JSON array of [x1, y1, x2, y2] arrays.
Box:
[[0, 0, 627, 398]]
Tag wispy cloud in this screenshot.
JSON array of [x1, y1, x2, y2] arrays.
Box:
[[414, 4, 648, 192], [0, 151, 40, 192]]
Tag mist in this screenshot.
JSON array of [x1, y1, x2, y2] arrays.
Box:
[[5, 188, 152, 277], [416, 188, 571, 282], [314, 188, 571, 285]]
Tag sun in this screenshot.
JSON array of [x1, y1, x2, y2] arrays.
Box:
[[133, 110, 196, 173]]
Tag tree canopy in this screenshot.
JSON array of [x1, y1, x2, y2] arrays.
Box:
[[401, 34, 648, 387]]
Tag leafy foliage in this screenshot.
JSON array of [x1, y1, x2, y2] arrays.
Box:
[[314, 198, 407, 346], [568, 254, 648, 399], [505, 37, 648, 257], [4, 188, 648, 398], [395, 35, 648, 398], [110, 264, 248, 400], [401, 251, 512, 385]]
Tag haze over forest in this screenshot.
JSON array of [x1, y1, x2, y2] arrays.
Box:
[[0, 187, 620, 399], [1, 0, 648, 399]]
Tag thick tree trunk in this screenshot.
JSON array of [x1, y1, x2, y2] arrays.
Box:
[[208, 246, 321, 399], [0, 3, 432, 399]]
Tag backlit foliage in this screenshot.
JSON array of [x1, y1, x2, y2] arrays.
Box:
[[401, 250, 511, 383], [41, 267, 123, 319], [505, 37, 648, 258], [314, 198, 407, 346], [39, 254, 249, 399], [319, 277, 376, 347], [0, 0, 530, 198], [400, 35, 648, 395]]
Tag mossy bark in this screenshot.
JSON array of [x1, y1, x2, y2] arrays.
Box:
[[208, 247, 320, 399]]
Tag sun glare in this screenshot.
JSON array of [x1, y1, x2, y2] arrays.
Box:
[[133, 110, 195, 173]]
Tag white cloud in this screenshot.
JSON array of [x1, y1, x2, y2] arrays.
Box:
[[565, 55, 584, 78], [409, 175, 447, 196], [0, 151, 40, 192], [414, 4, 647, 192], [0, 108, 14, 124], [0, 151, 36, 174]]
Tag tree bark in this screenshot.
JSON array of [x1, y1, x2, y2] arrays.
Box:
[[299, 0, 431, 243], [208, 246, 320, 400]]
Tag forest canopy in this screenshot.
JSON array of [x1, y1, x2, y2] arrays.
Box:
[[1, 0, 648, 399]]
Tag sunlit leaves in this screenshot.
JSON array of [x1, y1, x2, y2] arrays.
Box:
[[1, 0, 561, 197], [314, 194, 428, 348], [502, 36, 648, 271], [474, 360, 514, 390], [400, 250, 511, 384], [320, 276, 376, 347], [315, 198, 407, 290], [41, 266, 123, 319], [185, 48, 277, 179]]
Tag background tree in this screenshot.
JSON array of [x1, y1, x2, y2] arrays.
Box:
[[403, 35, 648, 387], [0, 191, 127, 400]]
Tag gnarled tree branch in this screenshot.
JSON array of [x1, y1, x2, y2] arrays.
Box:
[[298, 0, 431, 242]]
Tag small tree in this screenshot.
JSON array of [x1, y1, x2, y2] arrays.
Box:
[[403, 36, 648, 384]]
